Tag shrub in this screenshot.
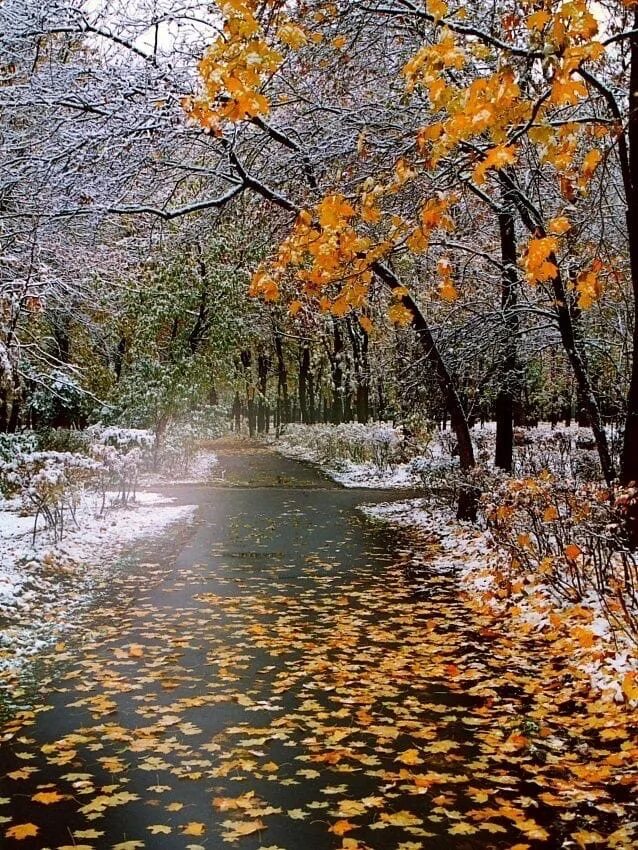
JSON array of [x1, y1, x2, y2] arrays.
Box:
[[0, 451, 100, 541], [485, 477, 638, 640], [87, 425, 155, 507]]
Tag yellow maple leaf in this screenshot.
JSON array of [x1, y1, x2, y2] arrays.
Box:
[[317, 194, 355, 229], [473, 144, 517, 184], [396, 749, 424, 765], [548, 216, 571, 235], [5, 823, 39, 840], [380, 810, 422, 826], [147, 825, 172, 835], [527, 10, 550, 30], [522, 236, 559, 284], [622, 671, 638, 702], [388, 303, 413, 327], [330, 820, 356, 836], [449, 822, 478, 835], [427, 0, 448, 20], [182, 823, 206, 836], [277, 23, 307, 50], [221, 819, 265, 840], [32, 790, 66, 804]]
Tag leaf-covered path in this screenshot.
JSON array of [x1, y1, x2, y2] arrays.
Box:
[[0, 446, 636, 850]]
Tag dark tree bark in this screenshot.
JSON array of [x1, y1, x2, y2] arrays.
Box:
[[257, 351, 270, 434], [274, 331, 289, 425], [499, 171, 616, 484], [232, 391, 241, 432], [494, 190, 519, 473], [299, 343, 311, 423], [621, 15, 638, 485], [347, 316, 370, 423], [372, 261, 477, 520], [329, 320, 344, 425]]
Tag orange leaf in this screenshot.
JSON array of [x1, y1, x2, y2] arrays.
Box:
[[182, 822, 206, 836], [330, 820, 356, 836], [5, 824, 39, 840], [32, 791, 66, 804]]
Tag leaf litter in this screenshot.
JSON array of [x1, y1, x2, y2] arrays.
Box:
[[0, 449, 636, 849]]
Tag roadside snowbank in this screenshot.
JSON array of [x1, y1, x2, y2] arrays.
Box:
[[0, 449, 219, 672]]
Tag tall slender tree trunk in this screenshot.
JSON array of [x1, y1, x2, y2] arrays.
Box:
[[274, 332, 289, 424], [494, 192, 519, 472], [548, 260, 615, 484], [373, 261, 477, 520], [299, 343, 311, 423], [621, 16, 638, 485], [503, 172, 616, 484], [330, 320, 344, 425], [347, 316, 370, 423]]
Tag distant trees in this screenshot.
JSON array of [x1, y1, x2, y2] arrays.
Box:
[[2, 0, 638, 518]]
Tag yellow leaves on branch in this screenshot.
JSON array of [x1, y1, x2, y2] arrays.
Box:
[[576, 259, 604, 308], [521, 236, 559, 284], [413, 70, 526, 167], [407, 194, 455, 255], [437, 257, 458, 302], [473, 144, 517, 185], [250, 192, 388, 319], [186, 2, 309, 128], [317, 194, 356, 230]]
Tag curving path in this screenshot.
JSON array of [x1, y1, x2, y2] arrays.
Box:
[[0, 445, 635, 850]]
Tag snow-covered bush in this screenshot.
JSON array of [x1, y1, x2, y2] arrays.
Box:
[[87, 425, 155, 507], [485, 478, 638, 640], [0, 431, 38, 465], [368, 423, 402, 471], [278, 422, 405, 469], [87, 425, 155, 453], [0, 451, 100, 541], [157, 408, 227, 473]]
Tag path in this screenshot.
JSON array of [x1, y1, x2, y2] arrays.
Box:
[[0, 446, 634, 849]]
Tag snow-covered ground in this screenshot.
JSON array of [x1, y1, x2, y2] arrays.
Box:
[[0, 450, 218, 671], [273, 419, 608, 488]]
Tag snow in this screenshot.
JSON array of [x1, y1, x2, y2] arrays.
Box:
[[0, 450, 219, 672], [0, 490, 197, 670], [273, 423, 423, 488]]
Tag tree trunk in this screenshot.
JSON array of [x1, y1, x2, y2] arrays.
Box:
[[622, 14, 638, 485], [330, 321, 344, 425], [502, 171, 616, 484], [346, 316, 370, 423], [274, 332, 289, 424], [299, 344, 310, 423], [548, 260, 614, 483], [494, 194, 519, 473], [372, 261, 477, 520]]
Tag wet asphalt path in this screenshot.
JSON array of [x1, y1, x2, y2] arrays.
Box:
[[0, 446, 633, 850]]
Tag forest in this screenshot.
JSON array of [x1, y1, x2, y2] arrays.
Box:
[[1, 1, 638, 849]]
